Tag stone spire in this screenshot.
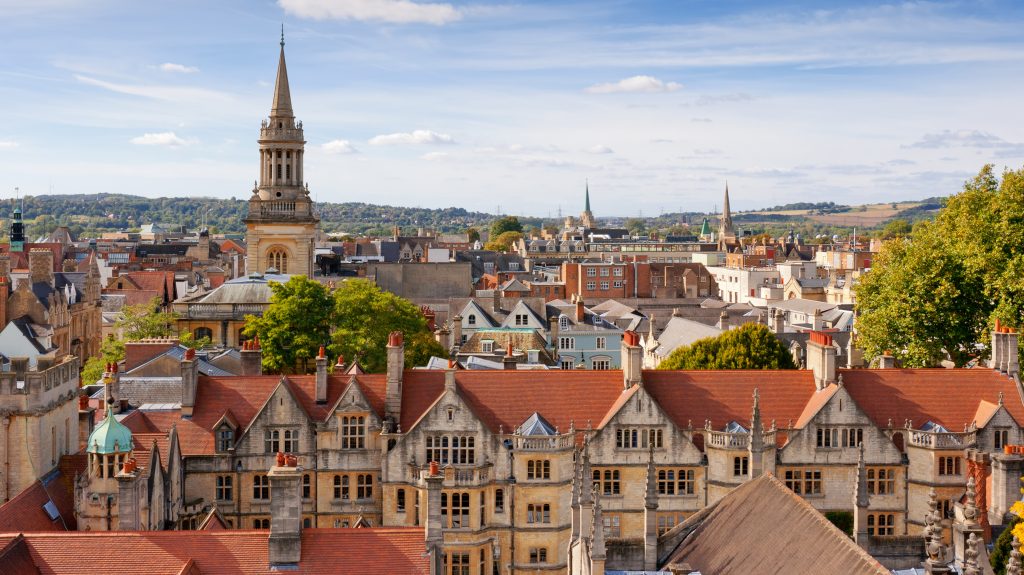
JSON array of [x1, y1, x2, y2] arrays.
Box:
[[748, 388, 764, 478], [923, 488, 950, 574], [580, 180, 596, 228], [585, 180, 591, 213], [718, 182, 736, 249], [271, 28, 293, 119], [963, 532, 981, 575], [1009, 536, 1023, 575], [643, 443, 658, 570], [591, 486, 606, 561]]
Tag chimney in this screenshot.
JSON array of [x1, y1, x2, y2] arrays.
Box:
[[334, 355, 346, 373], [806, 331, 836, 390], [575, 297, 585, 323], [1008, 328, 1019, 377], [385, 331, 405, 423], [103, 362, 122, 413], [772, 308, 785, 334], [549, 315, 559, 350], [503, 342, 516, 370], [240, 337, 263, 376], [452, 315, 463, 347], [116, 458, 141, 531], [424, 462, 444, 575], [0, 276, 9, 328], [268, 455, 302, 568], [28, 249, 55, 287], [181, 348, 199, 418], [811, 308, 823, 331], [991, 321, 1005, 372], [717, 311, 729, 331], [990, 449, 1024, 528], [492, 288, 501, 313], [878, 351, 896, 369], [622, 330, 642, 389], [315, 346, 328, 404], [62, 259, 76, 273]]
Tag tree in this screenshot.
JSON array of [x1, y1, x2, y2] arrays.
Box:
[[880, 218, 912, 239], [466, 227, 481, 243], [330, 279, 445, 373], [855, 165, 1024, 367], [991, 515, 1021, 575], [490, 216, 523, 238], [81, 336, 126, 386], [243, 276, 335, 373], [625, 218, 646, 236], [484, 231, 523, 252], [657, 323, 797, 370], [119, 297, 176, 340]]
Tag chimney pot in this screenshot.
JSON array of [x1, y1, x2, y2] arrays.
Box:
[[276, 451, 285, 467], [429, 461, 440, 476]]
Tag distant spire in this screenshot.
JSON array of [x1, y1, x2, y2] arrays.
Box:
[[271, 30, 293, 118], [722, 181, 732, 224], [585, 180, 591, 213]]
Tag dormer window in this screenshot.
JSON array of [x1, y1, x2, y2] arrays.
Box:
[[482, 340, 494, 353], [217, 427, 235, 452], [559, 315, 569, 330]]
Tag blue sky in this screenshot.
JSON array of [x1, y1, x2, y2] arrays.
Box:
[[3, 0, 1024, 217]]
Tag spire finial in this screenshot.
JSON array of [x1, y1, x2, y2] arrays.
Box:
[[281, 24, 285, 47]]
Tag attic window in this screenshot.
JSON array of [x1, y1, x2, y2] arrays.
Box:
[[559, 316, 569, 330], [482, 340, 494, 353], [467, 314, 476, 326], [447, 407, 454, 422], [217, 427, 234, 452]]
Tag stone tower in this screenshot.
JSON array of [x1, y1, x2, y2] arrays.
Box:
[[718, 182, 736, 250], [244, 31, 319, 277]]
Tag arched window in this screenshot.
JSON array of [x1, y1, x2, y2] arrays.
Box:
[[467, 314, 476, 325], [266, 247, 288, 274], [194, 327, 213, 342]]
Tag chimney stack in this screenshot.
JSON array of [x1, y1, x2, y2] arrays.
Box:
[[315, 346, 328, 404], [181, 348, 199, 417], [503, 342, 516, 370], [268, 455, 302, 568], [811, 308, 823, 331], [878, 351, 896, 369], [622, 330, 642, 389], [0, 276, 7, 326], [575, 297, 585, 323], [718, 311, 730, 331], [385, 331, 405, 423], [991, 321, 1006, 373], [28, 248, 55, 288], [492, 288, 501, 313], [772, 308, 785, 334], [424, 461, 444, 575], [240, 336, 263, 376], [1008, 328, 1019, 377], [806, 331, 836, 390]]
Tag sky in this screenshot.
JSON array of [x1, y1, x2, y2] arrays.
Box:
[[3, 0, 1024, 217]]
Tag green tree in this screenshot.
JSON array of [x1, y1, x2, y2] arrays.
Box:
[[855, 165, 1024, 366], [657, 323, 797, 370], [466, 227, 481, 243], [243, 276, 335, 373], [991, 515, 1021, 575], [484, 231, 523, 252], [330, 279, 445, 373], [119, 297, 176, 340], [625, 218, 646, 236], [880, 218, 912, 239], [490, 216, 523, 238], [81, 336, 126, 386]]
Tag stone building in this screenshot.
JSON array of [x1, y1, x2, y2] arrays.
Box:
[[244, 34, 319, 277]]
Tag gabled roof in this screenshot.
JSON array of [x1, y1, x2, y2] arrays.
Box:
[[0, 468, 75, 533], [653, 317, 722, 358], [517, 412, 557, 436], [662, 473, 889, 575], [2, 528, 430, 574]]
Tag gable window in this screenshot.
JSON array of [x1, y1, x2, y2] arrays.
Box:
[[341, 415, 366, 449], [995, 428, 1010, 450], [426, 435, 476, 466], [816, 427, 863, 448], [616, 428, 663, 449], [216, 475, 233, 501], [216, 427, 234, 452], [559, 316, 569, 330], [282, 429, 299, 453], [467, 314, 477, 325], [253, 475, 270, 500], [527, 459, 551, 480], [481, 340, 494, 353], [514, 314, 529, 326], [264, 430, 280, 454]]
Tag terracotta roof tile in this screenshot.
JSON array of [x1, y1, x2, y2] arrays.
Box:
[[5, 528, 428, 574], [840, 368, 1024, 429], [0, 535, 40, 575], [0, 470, 75, 533]]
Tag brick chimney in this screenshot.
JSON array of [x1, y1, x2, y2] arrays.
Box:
[[424, 461, 444, 575], [622, 330, 642, 389], [268, 455, 302, 568], [181, 348, 199, 418], [575, 297, 585, 323], [452, 315, 463, 347], [492, 288, 501, 313], [240, 336, 263, 376], [124, 337, 179, 372], [29, 249, 55, 287], [385, 331, 405, 424], [806, 331, 836, 390], [315, 346, 328, 404], [503, 342, 516, 370], [0, 275, 8, 326], [878, 351, 896, 369]]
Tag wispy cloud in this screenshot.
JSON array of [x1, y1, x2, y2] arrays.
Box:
[[322, 139, 358, 154], [369, 130, 455, 145], [585, 145, 614, 154], [279, 0, 461, 25], [0, 140, 19, 149], [75, 74, 231, 103], [159, 62, 199, 74], [130, 132, 194, 147], [585, 75, 682, 94], [421, 151, 450, 161], [905, 129, 1017, 149]]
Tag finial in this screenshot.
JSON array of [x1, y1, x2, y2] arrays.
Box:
[[964, 532, 981, 575], [1000, 391, 1005, 406], [281, 24, 285, 47], [1009, 535, 1023, 575], [964, 475, 978, 524]]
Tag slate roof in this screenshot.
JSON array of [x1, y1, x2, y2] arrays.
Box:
[[652, 317, 722, 358], [0, 528, 429, 574], [662, 473, 888, 575]]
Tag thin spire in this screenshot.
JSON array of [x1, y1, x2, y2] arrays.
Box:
[[270, 31, 293, 118], [585, 179, 591, 213], [855, 443, 869, 508]]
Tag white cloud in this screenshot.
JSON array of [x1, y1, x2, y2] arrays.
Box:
[[279, 0, 461, 25], [322, 139, 358, 154], [0, 141, 19, 149], [159, 62, 199, 74], [584, 75, 682, 94], [421, 152, 450, 161], [130, 132, 193, 147], [586, 145, 614, 154], [75, 74, 231, 103], [369, 129, 455, 146]]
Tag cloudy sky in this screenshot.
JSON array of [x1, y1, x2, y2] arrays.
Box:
[[3, 0, 1024, 216]]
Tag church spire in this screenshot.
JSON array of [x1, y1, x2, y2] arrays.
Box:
[[271, 31, 293, 118], [722, 181, 733, 229], [585, 180, 591, 213]]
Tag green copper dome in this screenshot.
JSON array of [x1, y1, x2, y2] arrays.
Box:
[[87, 404, 133, 454]]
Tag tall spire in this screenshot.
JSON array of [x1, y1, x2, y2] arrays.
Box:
[[722, 181, 733, 227], [271, 31, 293, 118], [585, 180, 591, 213]]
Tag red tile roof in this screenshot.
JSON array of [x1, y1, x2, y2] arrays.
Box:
[[0, 535, 40, 575], [0, 468, 77, 534], [840, 368, 1024, 429], [4, 528, 429, 574]]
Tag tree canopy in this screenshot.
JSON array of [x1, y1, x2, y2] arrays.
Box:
[[484, 231, 523, 252], [657, 323, 796, 370], [81, 297, 177, 385], [854, 165, 1024, 367], [490, 216, 523, 238], [243, 277, 445, 374]]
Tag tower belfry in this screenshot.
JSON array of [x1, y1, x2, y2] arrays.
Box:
[[244, 33, 319, 277]]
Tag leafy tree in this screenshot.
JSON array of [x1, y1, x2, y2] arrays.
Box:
[[466, 227, 480, 243], [243, 276, 335, 373], [625, 218, 646, 236], [490, 216, 523, 238], [484, 231, 523, 252], [880, 218, 912, 239], [992, 515, 1021, 575], [330, 279, 445, 373], [119, 297, 176, 340], [824, 511, 853, 536], [855, 165, 1024, 366], [658, 323, 796, 370], [81, 336, 126, 386]]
